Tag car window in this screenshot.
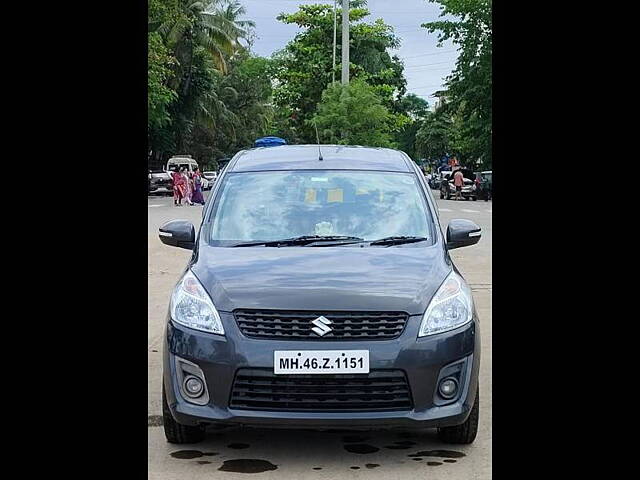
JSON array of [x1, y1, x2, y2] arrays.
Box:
[[209, 170, 432, 244]]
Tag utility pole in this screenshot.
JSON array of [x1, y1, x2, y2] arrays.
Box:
[[332, 0, 337, 84], [341, 0, 349, 85]]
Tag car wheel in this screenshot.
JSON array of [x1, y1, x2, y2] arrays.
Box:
[[440, 190, 445, 199], [437, 389, 479, 444], [162, 385, 205, 444], [472, 196, 477, 201]]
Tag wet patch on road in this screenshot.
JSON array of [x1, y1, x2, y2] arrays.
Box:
[[312, 467, 322, 470], [444, 459, 457, 463], [218, 459, 278, 473], [384, 444, 412, 450], [227, 443, 250, 449], [148, 415, 163, 427], [407, 449, 466, 459], [344, 444, 380, 454], [196, 461, 212, 465], [427, 461, 443, 466], [170, 450, 203, 459], [394, 440, 417, 446], [350, 466, 360, 469], [365, 463, 380, 469]]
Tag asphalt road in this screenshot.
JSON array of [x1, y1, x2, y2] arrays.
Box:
[[148, 189, 491, 479]]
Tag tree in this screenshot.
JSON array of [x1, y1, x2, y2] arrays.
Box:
[[394, 94, 430, 158], [422, 0, 491, 168], [415, 109, 453, 161], [204, 54, 275, 161], [312, 79, 402, 148], [148, 0, 179, 131], [148, 32, 177, 130], [148, 0, 256, 163], [271, 0, 406, 143]]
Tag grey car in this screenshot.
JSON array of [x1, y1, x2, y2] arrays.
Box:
[[158, 145, 482, 445]]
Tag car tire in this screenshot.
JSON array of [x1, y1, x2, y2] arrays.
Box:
[[472, 196, 477, 201], [162, 385, 205, 444], [437, 389, 479, 445], [440, 190, 445, 199]]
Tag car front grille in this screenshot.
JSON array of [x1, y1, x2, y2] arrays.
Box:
[[233, 309, 409, 340], [229, 369, 413, 412]]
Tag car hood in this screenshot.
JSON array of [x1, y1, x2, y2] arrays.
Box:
[[191, 245, 451, 315]]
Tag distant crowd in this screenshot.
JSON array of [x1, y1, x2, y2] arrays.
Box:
[[171, 167, 205, 207]]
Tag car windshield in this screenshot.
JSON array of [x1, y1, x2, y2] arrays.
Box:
[[209, 170, 432, 245]]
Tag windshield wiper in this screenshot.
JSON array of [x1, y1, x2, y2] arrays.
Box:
[[369, 236, 429, 246], [231, 235, 364, 247]]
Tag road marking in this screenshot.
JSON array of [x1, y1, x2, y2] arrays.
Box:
[[438, 208, 453, 212], [149, 205, 163, 208], [461, 209, 480, 213]]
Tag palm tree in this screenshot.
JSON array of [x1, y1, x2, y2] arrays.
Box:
[[204, 1, 255, 56], [157, 1, 252, 76], [152, 1, 253, 152]]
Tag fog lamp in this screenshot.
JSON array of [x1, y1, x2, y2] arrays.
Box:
[[183, 375, 204, 397], [438, 378, 458, 399]]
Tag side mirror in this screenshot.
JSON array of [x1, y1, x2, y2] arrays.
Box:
[[446, 219, 481, 250], [159, 220, 196, 250]]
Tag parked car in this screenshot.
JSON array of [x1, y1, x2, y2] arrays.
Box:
[[158, 145, 481, 445], [148, 170, 173, 195], [429, 173, 443, 190], [474, 171, 492, 201], [440, 168, 478, 200], [202, 171, 217, 190], [167, 155, 198, 174]]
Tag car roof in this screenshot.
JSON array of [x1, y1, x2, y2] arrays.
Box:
[[168, 157, 198, 164], [229, 145, 413, 172]]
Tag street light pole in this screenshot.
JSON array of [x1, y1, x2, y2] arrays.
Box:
[[341, 0, 349, 85], [332, 0, 337, 84]]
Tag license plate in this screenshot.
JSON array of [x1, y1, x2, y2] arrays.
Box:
[[274, 350, 369, 374]]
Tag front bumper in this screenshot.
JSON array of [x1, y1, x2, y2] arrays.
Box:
[[163, 312, 480, 430], [149, 185, 172, 194]]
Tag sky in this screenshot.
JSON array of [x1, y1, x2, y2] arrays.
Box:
[[240, 0, 457, 106]]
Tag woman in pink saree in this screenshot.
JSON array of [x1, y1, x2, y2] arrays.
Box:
[[171, 167, 186, 206]]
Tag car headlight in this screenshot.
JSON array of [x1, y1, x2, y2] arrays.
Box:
[[170, 270, 224, 335], [419, 271, 473, 337]]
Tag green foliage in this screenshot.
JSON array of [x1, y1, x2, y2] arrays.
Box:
[[422, 0, 492, 168], [148, 32, 178, 129], [415, 110, 453, 160], [312, 79, 404, 148], [271, 1, 406, 143], [148, 0, 268, 166], [393, 94, 430, 158]]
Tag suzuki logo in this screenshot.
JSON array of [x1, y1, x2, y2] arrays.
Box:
[[311, 316, 332, 336]]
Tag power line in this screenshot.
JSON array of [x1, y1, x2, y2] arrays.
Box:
[[400, 49, 457, 59], [404, 61, 453, 69]]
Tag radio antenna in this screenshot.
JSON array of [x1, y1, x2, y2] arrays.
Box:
[[314, 120, 323, 161]]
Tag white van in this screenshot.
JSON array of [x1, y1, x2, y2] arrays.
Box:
[[166, 155, 199, 173]]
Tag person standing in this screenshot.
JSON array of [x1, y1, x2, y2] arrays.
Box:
[[453, 168, 464, 201], [171, 167, 186, 206], [183, 168, 193, 206], [191, 168, 206, 205]]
